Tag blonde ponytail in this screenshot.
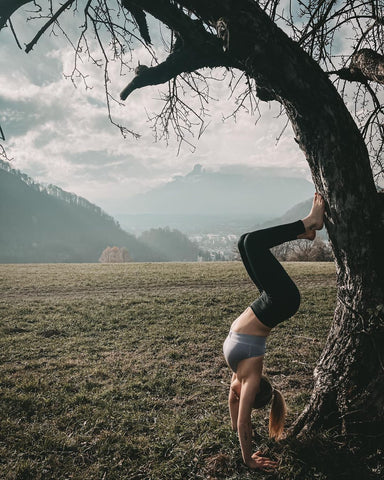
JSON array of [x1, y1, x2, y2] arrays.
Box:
[[252, 377, 287, 440], [268, 388, 287, 440]]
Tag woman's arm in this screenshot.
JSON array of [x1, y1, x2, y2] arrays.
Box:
[[234, 357, 277, 471], [237, 377, 259, 467], [229, 374, 240, 431]]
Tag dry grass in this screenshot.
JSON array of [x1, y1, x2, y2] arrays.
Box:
[[2, 261, 375, 480]]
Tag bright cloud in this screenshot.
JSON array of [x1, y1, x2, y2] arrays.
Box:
[[0, 7, 311, 216]]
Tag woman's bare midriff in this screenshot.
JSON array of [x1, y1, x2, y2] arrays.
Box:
[[231, 307, 272, 337]]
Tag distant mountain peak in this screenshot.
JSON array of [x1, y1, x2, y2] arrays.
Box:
[[124, 164, 315, 216], [188, 164, 204, 176]]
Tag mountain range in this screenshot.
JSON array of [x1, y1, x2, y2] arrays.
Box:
[[115, 164, 315, 234], [0, 160, 318, 262], [0, 160, 162, 263], [121, 164, 315, 217]]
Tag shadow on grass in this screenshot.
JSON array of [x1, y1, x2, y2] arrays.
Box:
[[270, 433, 383, 480], [201, 434, 382, 480]]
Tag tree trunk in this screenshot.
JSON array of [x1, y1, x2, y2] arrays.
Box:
[[218, 2, 384, 437]]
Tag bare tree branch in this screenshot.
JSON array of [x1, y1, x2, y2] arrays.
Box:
[[0, 123, 13, 161], [119, 2, 231, 100], [8, 17, 22, 48], [120, 44, 226, 100], [1, 0, 383, 179], [329, 49, 384, 84], [350, 48, 384, 84], [24, 0, 76, 53], [121, 0, 151, 44], [0, 0, 32, 30]]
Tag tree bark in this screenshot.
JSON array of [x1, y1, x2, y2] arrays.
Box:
[[334, 49, 384, 85], [0, 0, 32, 30]]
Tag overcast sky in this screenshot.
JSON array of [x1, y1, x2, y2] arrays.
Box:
[[0, 5, 313, 216]]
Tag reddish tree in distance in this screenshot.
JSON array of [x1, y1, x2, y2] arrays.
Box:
[[99, 246, 132, 263]]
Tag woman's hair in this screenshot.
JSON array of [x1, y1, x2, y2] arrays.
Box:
[[253, 376, 287, 440]]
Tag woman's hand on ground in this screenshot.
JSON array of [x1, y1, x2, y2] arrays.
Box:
[[245, 451, 278, 471]]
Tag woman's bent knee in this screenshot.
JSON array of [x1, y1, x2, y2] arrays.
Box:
[[238, 233, 248, 251], [286, 286, 301, 317]]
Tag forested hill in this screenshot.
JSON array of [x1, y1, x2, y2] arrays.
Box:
[[0, 160, 162, 263], [139, 227, 211, 262]]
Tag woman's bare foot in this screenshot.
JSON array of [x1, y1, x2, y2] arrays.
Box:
[[298, 193, 325, 240], [298, 229, 316, 240]]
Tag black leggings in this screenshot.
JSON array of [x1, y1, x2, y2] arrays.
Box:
[[238, 220, 305, 328]]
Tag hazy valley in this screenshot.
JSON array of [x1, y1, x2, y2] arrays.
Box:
[[1, 161, 316, 262]]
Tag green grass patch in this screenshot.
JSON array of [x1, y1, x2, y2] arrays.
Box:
[[0, 261, 376, 479]]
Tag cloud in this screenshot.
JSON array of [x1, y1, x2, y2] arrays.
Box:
[[0, 8, 312, 216]]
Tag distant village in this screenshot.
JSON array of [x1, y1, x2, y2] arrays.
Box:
[[189, 233, 238, 261]]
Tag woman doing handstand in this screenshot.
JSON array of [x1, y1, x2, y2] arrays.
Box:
[[223, 193, 325, 471]]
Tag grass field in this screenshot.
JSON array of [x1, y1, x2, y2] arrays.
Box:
[[0, 262, 350, 479]]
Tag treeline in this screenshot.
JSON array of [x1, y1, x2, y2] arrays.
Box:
[[0, 159, 117, 226], [139, 227, 211, 262], [98, 228, 211, 263]]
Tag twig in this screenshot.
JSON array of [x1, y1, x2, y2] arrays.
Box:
[[25, 0, 76, 53], [8, 18, 22, 49]]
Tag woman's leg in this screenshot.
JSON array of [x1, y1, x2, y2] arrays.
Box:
[[238, 220, 304, 293], [238, 194, 325, 328], [240, 221, 304, 328], [238, 233, 264, 292]]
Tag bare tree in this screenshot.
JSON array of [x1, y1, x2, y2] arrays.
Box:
[[99, 245, 131, 263], [1, 0, 383, 450], [306, 238, 334, 262], [273, 238, 334, 262], [271, 240, 295, 261]]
